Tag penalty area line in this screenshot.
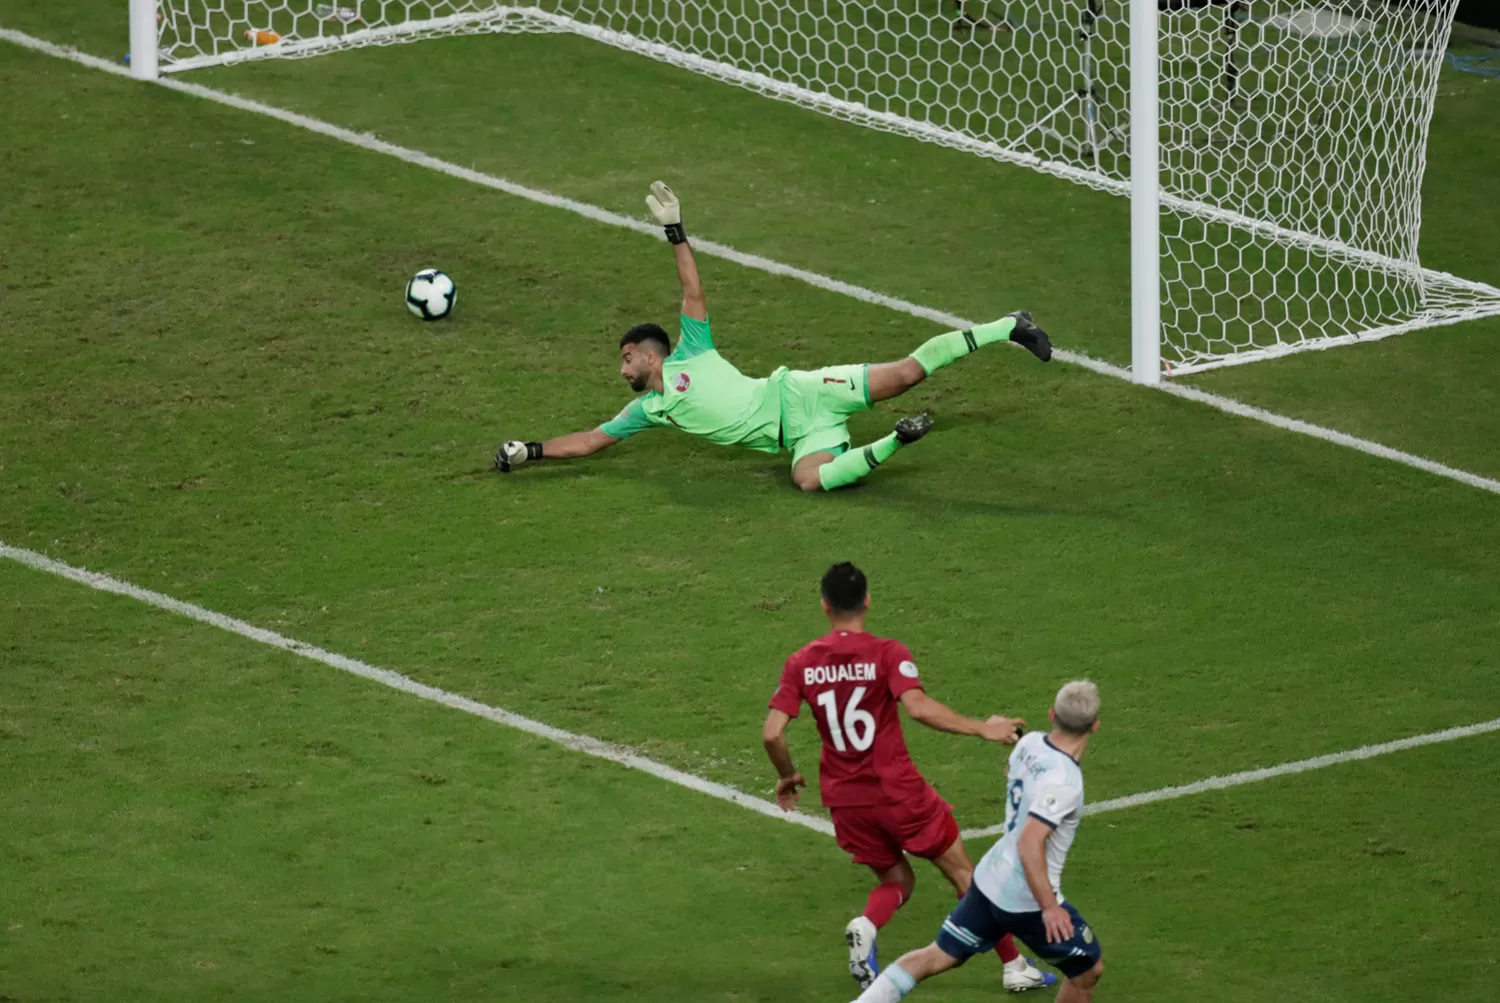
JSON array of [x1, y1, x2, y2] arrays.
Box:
[[1, 25, 1498, 499], [6, 540, 1500, 845], [0, 540, 835, 839]]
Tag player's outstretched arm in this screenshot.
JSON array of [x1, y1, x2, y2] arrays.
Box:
[[761, 708, 806, 811], [646, 181, 707, 322], [899, 689, 1025, 743], [673, 241, 707, 322], [494, 429, 620, 472]]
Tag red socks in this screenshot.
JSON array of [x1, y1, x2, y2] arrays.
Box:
[[863, 883, 908, 929]]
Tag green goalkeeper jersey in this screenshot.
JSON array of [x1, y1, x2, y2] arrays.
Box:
[[600, 316, 787, 453]]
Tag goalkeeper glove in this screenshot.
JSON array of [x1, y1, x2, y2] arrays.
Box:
[[646, 181, 687, 245], [495, 440, 543, 473]]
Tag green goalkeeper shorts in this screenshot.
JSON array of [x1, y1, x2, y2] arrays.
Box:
[[781, 364, 872, 465]]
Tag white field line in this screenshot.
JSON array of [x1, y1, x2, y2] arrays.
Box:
[[6, 540, 1499, 840], [0, 541, 836, 836], [960, 715, 1500, 839], [6, 27, 1500, 829], [4, 27, 1500, 498]]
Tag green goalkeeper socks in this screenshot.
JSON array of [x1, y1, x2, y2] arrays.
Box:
[[818, 433, 902, 491], [910, 316, 1018, 376]]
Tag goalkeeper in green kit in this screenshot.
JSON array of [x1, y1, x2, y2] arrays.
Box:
[[495, 183, 1053, 491]]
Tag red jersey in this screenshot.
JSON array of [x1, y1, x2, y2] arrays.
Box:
[[769, 630, 932, 808]]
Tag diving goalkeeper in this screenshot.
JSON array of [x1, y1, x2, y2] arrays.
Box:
[[494, 183, 1052, 492]]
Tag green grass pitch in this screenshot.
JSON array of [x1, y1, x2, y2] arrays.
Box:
[[2, 6, 1499, 1002]]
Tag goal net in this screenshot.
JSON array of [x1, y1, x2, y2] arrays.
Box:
[[143, 0, 1500, 376]]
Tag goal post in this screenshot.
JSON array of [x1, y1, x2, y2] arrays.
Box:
[[129, 0, 159, 80], [128, 1, 1500, 378], [1132, 0, 1163, 384]]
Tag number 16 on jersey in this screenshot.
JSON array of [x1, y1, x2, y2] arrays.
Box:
[[817, 686, 876, 752]]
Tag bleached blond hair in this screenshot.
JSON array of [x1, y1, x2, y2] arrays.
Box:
[[1053, 680, 1100, 735]]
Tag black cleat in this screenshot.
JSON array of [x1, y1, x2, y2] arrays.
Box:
[[894, 413, 934, 444], [1008, 311, 1052, 362]]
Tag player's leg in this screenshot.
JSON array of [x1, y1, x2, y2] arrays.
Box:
[[851, 882, 1007, 1003], [924, 832, 975, 895], [862, 311, 1051, 405], [827, 313, 1050, 419], [787, 360, 925, 422], [833, 807, 910, 990], [909, 311, 1052, 382], [910, 809, 1056, 992], [1004, 901, 1103, 1002], [791, 449, 841, 492], [780, 367, 933, 491], [852, 942, 963, 1003], [1057, 960, 1104, 1003], [863, 858, 917, 929], [792, 417, 934, 492], [927, 836, 1021, 964], [864, 357, 928, 403], [846, 857, 915, 990]]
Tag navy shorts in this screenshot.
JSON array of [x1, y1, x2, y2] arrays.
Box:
[[937, 886, 1102, 980]]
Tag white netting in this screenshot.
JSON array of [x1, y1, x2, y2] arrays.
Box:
[[154, 0, 1500, 374], [155, 3, 556, 70], [1151, 0, 1500, 371]]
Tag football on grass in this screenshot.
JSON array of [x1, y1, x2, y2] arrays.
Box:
[[406, 268, 456, 320]]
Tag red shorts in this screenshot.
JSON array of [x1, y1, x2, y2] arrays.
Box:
[[830, 794, 960, 872]]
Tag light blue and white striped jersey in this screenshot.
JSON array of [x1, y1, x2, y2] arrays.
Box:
[[973, 731, 1085, 912]]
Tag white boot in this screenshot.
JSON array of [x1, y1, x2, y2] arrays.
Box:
[[845, 916, 879, 990], [1002, 956, 1058, 993]]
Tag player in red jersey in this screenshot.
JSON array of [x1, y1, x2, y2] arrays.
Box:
[[762, 563, 1058, 993]]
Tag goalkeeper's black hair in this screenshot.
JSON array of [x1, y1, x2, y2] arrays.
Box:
[[821, 562, 868, 614], [621, 323, 673, 358]]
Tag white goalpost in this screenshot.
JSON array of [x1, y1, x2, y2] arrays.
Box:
[[128, 0, 1500, 381]]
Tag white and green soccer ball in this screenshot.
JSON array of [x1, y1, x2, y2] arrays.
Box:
[[406, 268, 456, 321]]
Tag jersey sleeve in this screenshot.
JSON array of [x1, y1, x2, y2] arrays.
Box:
[[768, 657, 803, 717], [885, 641, 925, 699], [598, 397, 655, 440], [669, 314, 715, 361], [1028, 777, 1082, 829]]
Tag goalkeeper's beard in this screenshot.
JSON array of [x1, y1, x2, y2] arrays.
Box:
[[626, 374, 649, 392]]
